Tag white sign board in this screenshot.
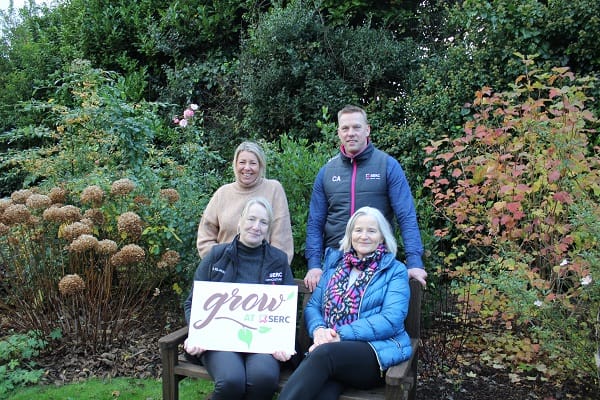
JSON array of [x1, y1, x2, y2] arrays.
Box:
[[187, 281, 298, 354]]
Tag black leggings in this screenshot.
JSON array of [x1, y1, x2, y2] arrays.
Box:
[[278, 341, 384, 400], [200, 351, 280, 400]]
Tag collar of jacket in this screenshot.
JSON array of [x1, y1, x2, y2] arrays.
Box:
[[323, 247, 395, 273], [339, 141, 374, 163], [225, 234, 268, 257]]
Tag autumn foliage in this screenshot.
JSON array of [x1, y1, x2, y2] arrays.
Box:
[[424, 57, 600, 381]]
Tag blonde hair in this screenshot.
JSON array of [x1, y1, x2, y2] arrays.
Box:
[[337, 105, 368, 125], [339, 206, 397, 256], [239, 197, 274, 237], [233, 141, 266, 178]]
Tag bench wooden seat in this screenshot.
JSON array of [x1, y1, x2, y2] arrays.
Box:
[[159, 278, 422, 400]]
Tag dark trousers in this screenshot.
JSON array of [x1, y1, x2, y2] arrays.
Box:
[[278, 341, 384, 400], [201, 351, 280, 400]]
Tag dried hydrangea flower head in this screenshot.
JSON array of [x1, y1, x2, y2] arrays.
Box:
[[68, 234, 99, 253], [0, 198, 13, 214], [3, 204, 31, 225], [157, 249, 180, 269], [80, 217, 94, 229], [10, 189, 33, 204], [80, 185, 105, 207], [159, 188, 180, 204], [25, 194, 52, 210], [83, 208, 105, 226], [28, 215, 41, 228], [58, 274, 85, 296], [97, 239, 118, 255], [110, 178, 136, 196], [0, 222, 9, 236], [42, 205, 63, 223], [61, 221, 93, 241], [110, 244, 145, 266], [59, 205, 83, 223], [133, 196, 151, 205], [48, 187, 67, 204], [117, 212, 143, 241]]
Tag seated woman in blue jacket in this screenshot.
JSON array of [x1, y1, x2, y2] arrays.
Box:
[[279, 206, 412, 400], [183, 197, 295, 400]]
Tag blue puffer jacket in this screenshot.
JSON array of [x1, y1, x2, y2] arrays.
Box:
[[304, 247, 412, 371]]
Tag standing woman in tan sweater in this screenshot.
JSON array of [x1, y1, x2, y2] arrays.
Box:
[[196, 141, 294, 264]]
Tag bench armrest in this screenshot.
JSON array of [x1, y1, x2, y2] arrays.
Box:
[[158, 326, 188, 352], [384, 338, 419, 385]]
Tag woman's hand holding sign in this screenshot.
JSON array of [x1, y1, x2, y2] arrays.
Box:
[[183, 338, 206, 356], [272, 350, 296, 362]]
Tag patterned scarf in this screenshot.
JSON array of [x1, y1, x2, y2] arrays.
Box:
[[323, 244, 386, 330]]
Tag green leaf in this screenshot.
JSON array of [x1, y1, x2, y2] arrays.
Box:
[[238, 328, 252, 348], [49, 328, 63, 340]]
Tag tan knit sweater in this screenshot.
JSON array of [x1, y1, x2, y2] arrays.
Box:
[[196, 178, 294, 264]]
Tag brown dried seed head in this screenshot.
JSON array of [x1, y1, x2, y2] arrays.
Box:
[[80, 218, 94, 229], [110, 244, 145, 266], [59, 205, 82, 223], [83, 208, 105, 226], [80, 185, 105, 206], [3, 204, 31, 225], [110, 178, 136, 196], [133, 196, 151, 205], [42, 205, 63, 223], [158, 250, 180, 268], [117, 212, 143, 240], [48, 187, 67, 204], [10, 189, 33, 204], [28, 215, 41, 227], [0, 198, 14, 214], [25, 194, 52, 209], [160, 189, 180, 204], [58, 274, 85, 296], [61, 221, 92, 241], [68, 234, 99, 253], [97, 239, 118, 255]]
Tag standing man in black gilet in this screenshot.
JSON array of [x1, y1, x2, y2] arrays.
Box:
[[303, 105, 427, 291]]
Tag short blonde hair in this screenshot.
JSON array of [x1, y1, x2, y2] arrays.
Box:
[[339, 206, 397, 256], [239, 197, 274, 237], [337, 105, 368, 125], [233, 141, 266, 178]]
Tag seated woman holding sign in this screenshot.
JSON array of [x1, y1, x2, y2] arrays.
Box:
[[183, 197, 295, 400], [278, 206, 412, 400]]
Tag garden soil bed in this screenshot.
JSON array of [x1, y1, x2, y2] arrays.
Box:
[[34, 330, 596, 399], [4, 310, 596, 399]]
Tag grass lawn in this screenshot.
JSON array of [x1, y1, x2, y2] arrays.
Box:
[[6, 377, 214, 400]]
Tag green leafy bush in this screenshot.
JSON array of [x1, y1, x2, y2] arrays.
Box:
[[424, 57, 599, 382], [239, 0, 418, 142], [264, 133, 335, 273], [0, 330, 54, 397]]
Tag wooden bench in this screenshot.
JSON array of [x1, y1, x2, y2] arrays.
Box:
[[158, 278, 422, 400]]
